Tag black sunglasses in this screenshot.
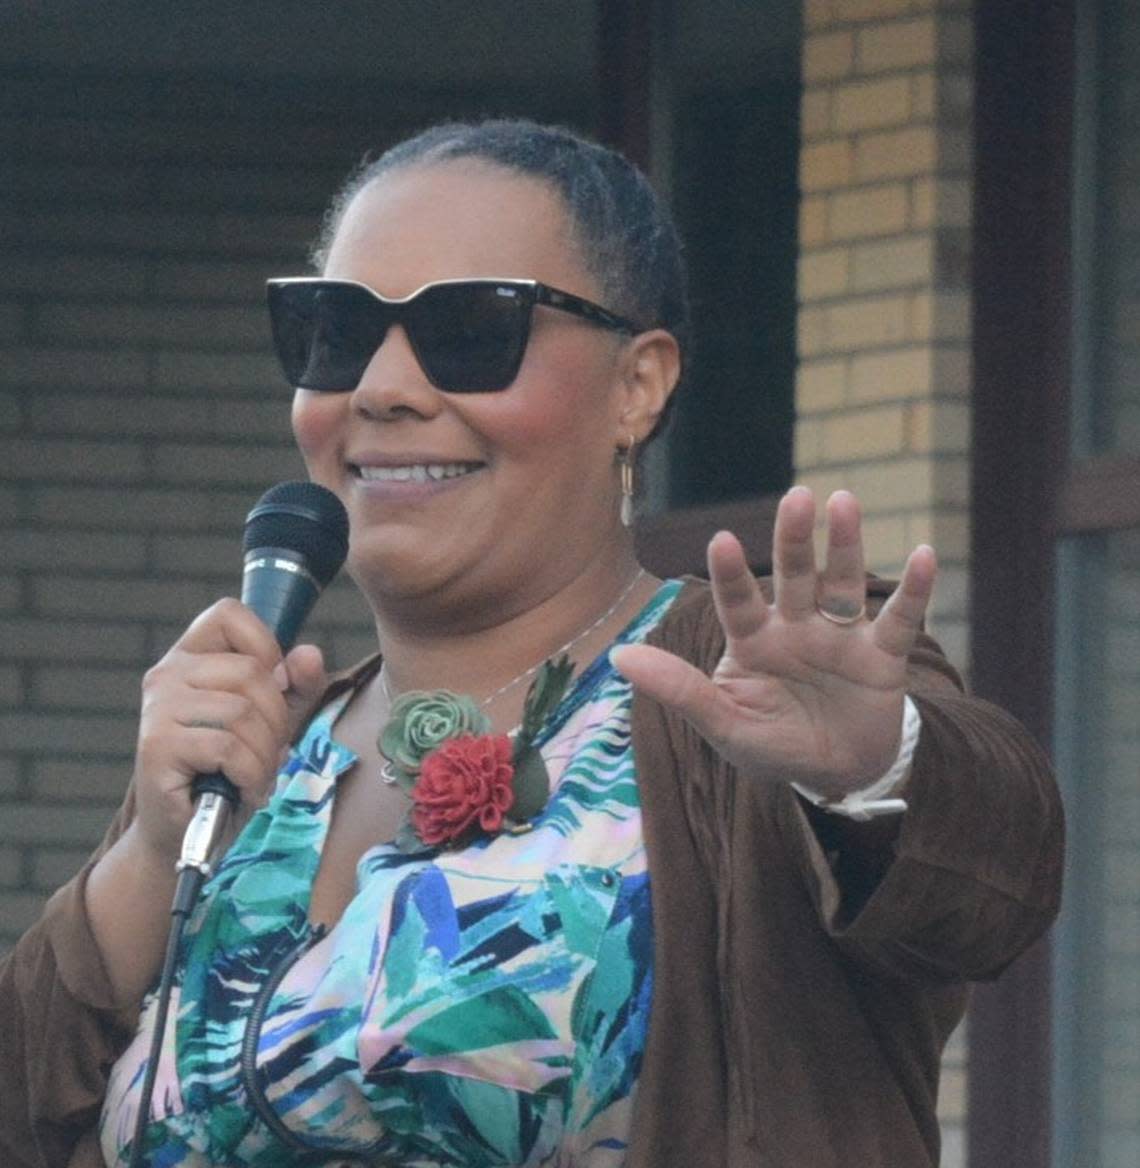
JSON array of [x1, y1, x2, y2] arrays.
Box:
[[266, 277, 643, 394]]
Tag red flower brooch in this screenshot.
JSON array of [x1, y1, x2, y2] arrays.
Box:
[[410, 734, 515, 846], [378, 656, 574, 851]]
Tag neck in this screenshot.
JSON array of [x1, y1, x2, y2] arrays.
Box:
[[371, 548, 654, 715]]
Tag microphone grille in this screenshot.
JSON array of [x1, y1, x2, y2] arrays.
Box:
[[243, 481, 349, 587]]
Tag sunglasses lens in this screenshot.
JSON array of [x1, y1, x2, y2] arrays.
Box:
[[269, 282, 388, 391], [409, 282, 531, 392]]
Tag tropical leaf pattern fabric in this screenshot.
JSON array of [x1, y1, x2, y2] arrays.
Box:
[[101, 580, 682, 1167]]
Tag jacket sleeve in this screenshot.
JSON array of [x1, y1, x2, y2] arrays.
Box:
[[781, 626, 1064, 982], [0, 787, 139, 1168]]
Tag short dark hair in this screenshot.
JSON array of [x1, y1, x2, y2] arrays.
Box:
[[313, 119, 690, 429]]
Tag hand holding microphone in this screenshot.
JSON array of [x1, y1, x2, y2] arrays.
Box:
[[130, 482, 348, 879]]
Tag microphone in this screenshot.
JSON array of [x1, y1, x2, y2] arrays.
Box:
[[178, 481, 349, 883]]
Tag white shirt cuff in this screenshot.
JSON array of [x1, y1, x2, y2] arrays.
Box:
[[793, 695, 921, 821]]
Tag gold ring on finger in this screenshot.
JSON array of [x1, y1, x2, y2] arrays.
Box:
[[816, 603, 867, 626]]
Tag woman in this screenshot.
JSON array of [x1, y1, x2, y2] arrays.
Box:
[[0, 120, 1062, 1168]]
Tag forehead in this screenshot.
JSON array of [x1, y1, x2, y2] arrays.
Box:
[[321, 160, 589, 294]]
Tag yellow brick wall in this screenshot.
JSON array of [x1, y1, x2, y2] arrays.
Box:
[[797, 0, 972, 663], [797, 2, 974, 1164]]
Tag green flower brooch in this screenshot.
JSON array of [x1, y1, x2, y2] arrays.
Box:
[[378, 656, 574, 851]]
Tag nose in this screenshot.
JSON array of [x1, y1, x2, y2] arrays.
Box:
[[350, 323, 444, 421]]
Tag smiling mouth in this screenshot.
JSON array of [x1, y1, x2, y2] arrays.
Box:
[[351, 461, 484, 484]]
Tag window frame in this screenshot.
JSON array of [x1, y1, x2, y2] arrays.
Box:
[[971, 1, 1140, 1164]]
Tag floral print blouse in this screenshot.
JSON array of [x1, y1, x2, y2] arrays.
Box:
[[100, 580, 682, 1168]]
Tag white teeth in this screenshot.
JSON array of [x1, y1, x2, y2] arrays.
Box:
[[357, 462, 478, 482]]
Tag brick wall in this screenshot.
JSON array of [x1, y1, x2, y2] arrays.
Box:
[[0, 72, 444, 948], [796, 2, 974, 1163], [796, 0, 972, 668]]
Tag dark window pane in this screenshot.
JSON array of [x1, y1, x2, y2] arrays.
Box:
[[669, 86, 799, 504], [1074, 0, 1140, 457], [665, 1, 801, 506], [1053, 527, 1140, 1167]]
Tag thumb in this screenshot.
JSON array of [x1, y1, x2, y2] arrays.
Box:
[[610, 643, 728, 739], [277, 643, 329, 739]]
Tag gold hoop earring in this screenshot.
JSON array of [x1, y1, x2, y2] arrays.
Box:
[[619, 436, 636, 528]]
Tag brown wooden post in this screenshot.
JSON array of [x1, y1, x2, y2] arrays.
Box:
[[969, 1, 1075, 1164]]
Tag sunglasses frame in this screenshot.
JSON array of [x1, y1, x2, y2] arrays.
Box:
[[266, 276, 645, 394]]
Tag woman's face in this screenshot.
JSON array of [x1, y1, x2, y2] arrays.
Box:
[[292, 161, 639, 620]]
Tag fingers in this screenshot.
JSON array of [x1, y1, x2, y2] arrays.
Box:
[[151, 650, 290, 752], [772, 486, 818, 619], [773, 487, 871, 623], [139, 658, 288, 799], [713, 488, 870, 639], [169, 719, 279, 801], [177, 687, 287, 777], [722, 486, 932, 651], [816, 490, 867, 622], [155, 597, 310, 775], [281, 643, 329, 739], [872, 543, 937, 657], [707, 531, 769, 641], [177, 596, 284, 669], [132, 600, 304, 859]]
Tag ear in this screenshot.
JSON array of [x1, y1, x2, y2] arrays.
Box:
[[614, 329, 681, 444]]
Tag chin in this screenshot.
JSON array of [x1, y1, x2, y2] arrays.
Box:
[[346, 540, 457, 606]]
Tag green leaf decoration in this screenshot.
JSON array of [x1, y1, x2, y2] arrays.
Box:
[[391, 812, 432, 855], [509, 746, 551, 822], [518, 654, 574, 744]]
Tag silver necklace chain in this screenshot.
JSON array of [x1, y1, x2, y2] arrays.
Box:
[[379, 566, 646, 711]]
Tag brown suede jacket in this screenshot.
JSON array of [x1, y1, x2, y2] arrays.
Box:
[[0, 580, 1064, 1168]]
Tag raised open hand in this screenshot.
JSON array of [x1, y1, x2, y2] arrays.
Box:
[[611, 487, 936, 797]]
